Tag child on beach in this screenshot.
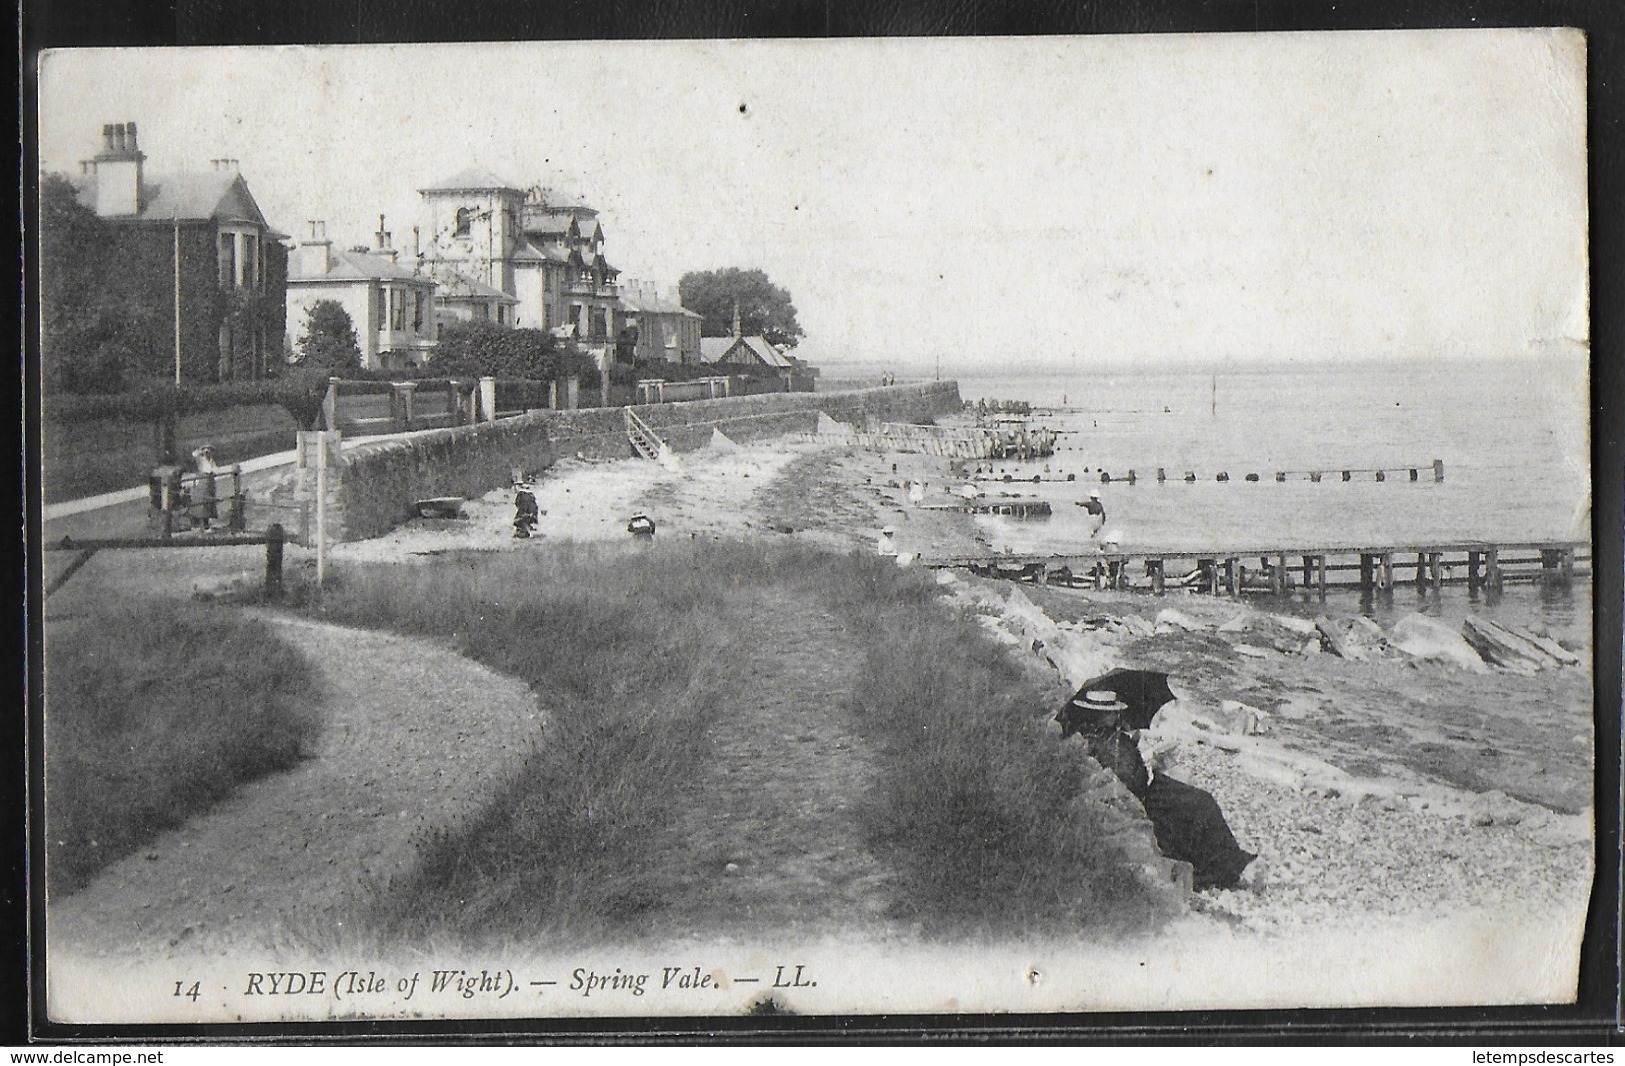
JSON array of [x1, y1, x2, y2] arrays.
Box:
[[512, 476, 539, 539]]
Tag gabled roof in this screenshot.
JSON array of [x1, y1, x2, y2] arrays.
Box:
[[76, 170, 272, 227], [289, 245, 431, 284], [576, 249, 616, 276], [704, 335, 794, 368], [428, 265, 518, 303], [738, 336, 794, 368], [620, 290, 700, 317], [419, 166, 525, 194], [510, 237, 570, 264], [521, 208, 579, 239]]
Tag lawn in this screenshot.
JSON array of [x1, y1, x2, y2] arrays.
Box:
[[45, 596, 322, 895]]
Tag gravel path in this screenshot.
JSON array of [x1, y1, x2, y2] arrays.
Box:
[[48, 615, 544, 959], [648, 586, 904, 943]]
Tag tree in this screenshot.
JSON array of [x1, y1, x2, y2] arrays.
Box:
[[431, 320, 567, 378], [295, 300, 362, 373], [678, 267, 804, 348], [39, 172, 160, 392]]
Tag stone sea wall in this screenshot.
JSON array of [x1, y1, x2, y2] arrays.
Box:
[[543, 381, 960, 459], [306, 382, 961, 541]]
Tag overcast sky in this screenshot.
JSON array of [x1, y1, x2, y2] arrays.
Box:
[[37, 30, 1587, 372]]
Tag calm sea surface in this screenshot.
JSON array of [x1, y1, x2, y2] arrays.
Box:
[[837, 357, 1594, 642]]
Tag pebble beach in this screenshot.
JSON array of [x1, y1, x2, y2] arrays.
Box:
[[311, 432, 1597, 964]]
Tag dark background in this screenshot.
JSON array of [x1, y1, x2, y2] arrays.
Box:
[[16, 0, 1624, 1046]]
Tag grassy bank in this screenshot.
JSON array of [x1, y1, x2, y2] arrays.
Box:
[[45, 597, 322, 895], [309, 539, 1178, 941]]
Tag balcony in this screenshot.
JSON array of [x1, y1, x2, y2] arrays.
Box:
[[565, 279, 619, 299], [376, 328, 433, 352]]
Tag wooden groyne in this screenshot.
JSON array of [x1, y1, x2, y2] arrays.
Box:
[[1091, 461, 1446, 485], [925, 541, 1590, 597], [837, 421, 1057, 460]]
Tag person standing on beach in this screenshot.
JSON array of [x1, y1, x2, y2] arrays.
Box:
[[1081, 489, 1106, 542]]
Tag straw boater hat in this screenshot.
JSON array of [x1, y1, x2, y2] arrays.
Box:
[[1075, 689, 1127, 713], [1088, 489, 1101, 499], [881, 526, 897, 535]]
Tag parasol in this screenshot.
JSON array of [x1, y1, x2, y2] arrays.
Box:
[[1057, 668, 1176, 735]]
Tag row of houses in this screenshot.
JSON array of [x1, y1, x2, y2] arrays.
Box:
[[63, 122, 800, 385]]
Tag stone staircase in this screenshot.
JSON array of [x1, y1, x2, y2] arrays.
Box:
[[624, 407, 665, 460]]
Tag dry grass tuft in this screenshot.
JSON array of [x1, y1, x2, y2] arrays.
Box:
[[309, 540, 1176, 941]]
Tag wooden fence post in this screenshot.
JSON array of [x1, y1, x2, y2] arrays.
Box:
[[264, 523, 285, 597]]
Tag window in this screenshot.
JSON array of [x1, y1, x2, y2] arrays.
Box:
[[244, 234, 258, 289], [391, 290, 405, 331], [455, 207, 473, 238], [218, 234, 236, 288], [413, 292, 424, 332], [376, 287, 387, 329]]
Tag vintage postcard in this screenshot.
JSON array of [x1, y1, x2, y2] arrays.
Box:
[[32, 30, 1595, 1029]]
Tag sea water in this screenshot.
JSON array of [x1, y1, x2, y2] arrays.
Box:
[[859, 356, 1593, 643]]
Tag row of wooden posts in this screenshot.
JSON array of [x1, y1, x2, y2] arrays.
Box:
[[946, 542, 1587, 598], [148, 465, 248, 538], [1138, 545, 1581, 597], [1093, 460, 1446, 485]]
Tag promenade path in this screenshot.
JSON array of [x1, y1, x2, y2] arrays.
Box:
[[635, 585, 903, 942], [47, 614, 546, 958]]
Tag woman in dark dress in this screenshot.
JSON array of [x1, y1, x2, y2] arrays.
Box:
[[1074, 690, 1256, 891]]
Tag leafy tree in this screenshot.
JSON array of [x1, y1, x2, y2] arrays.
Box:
[[678, 267, 804, 348], [295, 300, 363, 373], [39, 173, 160, 392], [431, 320, 595, 380]]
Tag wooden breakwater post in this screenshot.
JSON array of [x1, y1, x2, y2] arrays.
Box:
[[1540, 546, 1577, 588], [1092, 460, 1445, 484], [923, 540, 1586, 599]]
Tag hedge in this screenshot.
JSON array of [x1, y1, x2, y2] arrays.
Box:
[[44, 375, 331, 426]]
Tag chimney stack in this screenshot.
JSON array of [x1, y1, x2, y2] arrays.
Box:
[[91, 119, 146, 216], [294, 220, 333, 278], [375, 215, 398, 261]]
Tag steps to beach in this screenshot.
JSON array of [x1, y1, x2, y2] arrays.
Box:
[[624, 407, 666, 461]]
